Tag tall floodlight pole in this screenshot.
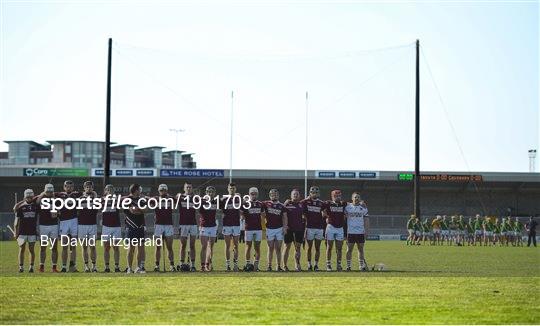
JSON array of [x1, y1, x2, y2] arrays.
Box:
[[414, 39, 421, 219], [229, 91, 234, 183], [169, 128, 185, 168], [104, 38, 112, 186], [305, 91, 309, 198]]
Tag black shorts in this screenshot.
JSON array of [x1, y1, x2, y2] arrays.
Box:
[[284, 230, 304, 244], [347, 233, 365, 244], [127, 227, 145, 240]]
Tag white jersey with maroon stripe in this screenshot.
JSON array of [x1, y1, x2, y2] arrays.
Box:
[[345, 203, 368, 234]]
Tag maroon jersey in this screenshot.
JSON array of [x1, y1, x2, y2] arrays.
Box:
[[16, 202, 38, 235], [221, 196, 241, 227], [285, 200, 304, 231], [324, 200, 347, 228], [242, 200, 266, 231], [199, 202, 218, 227], [264, 201, 286, 229], [37, 197, 58, 226], [154, 195, 173, 225], [301, 198, 325, 229], [54, 191, 82, 221], [102, 198, 121, 227], [78, 193, 98, 225], [178, 195, 197, 225]]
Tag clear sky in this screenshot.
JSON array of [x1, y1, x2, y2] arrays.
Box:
[[1, 0, 538, 172]]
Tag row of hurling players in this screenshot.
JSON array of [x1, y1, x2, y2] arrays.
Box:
[[13, 180, 369, 273], [406, 215, 528, 246]]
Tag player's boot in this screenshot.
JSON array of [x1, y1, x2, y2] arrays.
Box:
[[295, 265, 302, 272], [126, 267, 133, 274], [277, 266, 284, 272], [336, 264, 343, 272], [226, 265, 232, 272], [266, 266, 273, 272], [69, 264, 78, 273], [39, 265, 45, 273], [84, 265, 91, 273], [60, 267, 67, 273], [169, 265, 176, 272], [326, 264, 332, 272], [360, 259, 368, 271], [18, 266, 24, 273], [91, 266, 98, 273], [28, 266, 34, 273], [114, 267, 121, 273], [233, 263, 239, 272], [52, 266, 59, 273], [104, 266, 111, 273], [153, 266, 160, 272], [284, 266, 289, 272], [346, 266, 351, 272], [190, 266, 196, 272], [313, 264, 319, 272]]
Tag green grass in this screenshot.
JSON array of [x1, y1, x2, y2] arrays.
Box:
[[1, 240, 539, 324]]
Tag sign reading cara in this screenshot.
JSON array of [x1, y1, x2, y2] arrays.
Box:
[[24, 168, 88, 177], [160, 169, 225, 178]]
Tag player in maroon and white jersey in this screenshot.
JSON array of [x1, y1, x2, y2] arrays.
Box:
[[55, 180, 82, 272], [13, 189, 38, 273], [241, 187, 265, 271], [323, 189, 347, 271], [153, 184, 176, 272], [101, 184, 122, 273], [199, 186, 218, 272], [263, 189, 288, 271], [283, 189, 305, 271], [78, 181, 99, 273], [35, 184, 59, 272], [301, 186, 325, 271], [176, 182, 198, 272], [220, 183, 242, 272]]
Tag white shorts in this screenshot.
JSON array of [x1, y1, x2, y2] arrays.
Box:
[[101, 226, 122, 241], [200, 226, 217, 238], [78, 224, 97, 239], [415, 230, 422, 236], [449, 230, 457, 236], [266, 227, 284, 241], [222, 225, 241, 237], [154, 224, 174, 237], [179, 225, 198, 238], [17, 235, 37, 246], [475, 230, 483, 236], [325, 225, 344, 241], [441, 230, 449, 236], [39, 225, 59, 239], [59, 218, 78, 236], [408, 229, 415, 235], [433, 228, 441, 234], [485, 231, 493, 237], [245, 230, 262, 242], [306, 228, 324, 241]]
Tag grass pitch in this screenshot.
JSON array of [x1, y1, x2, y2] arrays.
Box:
[[0, 240, 539, 324]]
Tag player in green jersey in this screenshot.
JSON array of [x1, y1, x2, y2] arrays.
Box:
[[483, 217, 493, 246], [466, 217, 474, 246], [441, 216, 450, 245], [493, 218, 501, 246], [421, 218, 431, 245], [406, 215, 416, 245], [473, 215, 483, 246]]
